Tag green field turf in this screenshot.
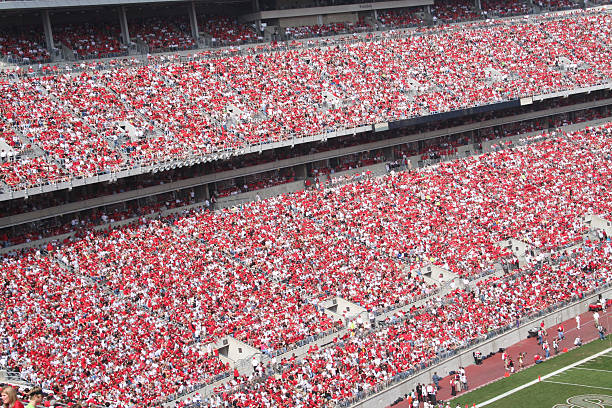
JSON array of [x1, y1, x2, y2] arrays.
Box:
[[451, 336, 612, 408]]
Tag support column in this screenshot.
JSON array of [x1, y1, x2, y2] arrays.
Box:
[[475, 0, 482, 10], [373, 9, 378, 21], [118, 6, 130, 45], [317, 15, 323, 25], [294, 164, 307, 180], [383, 147, 393, 161], [425, 5, 432, 19], [188, 1, 199, 39], [42, 10, 54, 51]]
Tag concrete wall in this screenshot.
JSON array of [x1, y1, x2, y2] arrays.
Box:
[[585, 214, 612, 236], [280, 15, 320, 27], [420, 264, 456, 285], [497, 238, 534, 264], [215, 337, 261, 371], [245, 0, 432, 20], [322, 297, 368, 321], [350, 285, 612, 408], [323, 12, 357, 24], [215, 180, 304, 209], [327, 162, 388, 181], [279, 13, 358, 27]]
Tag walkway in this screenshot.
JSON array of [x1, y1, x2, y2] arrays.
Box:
[[392, 307, 610, 407]]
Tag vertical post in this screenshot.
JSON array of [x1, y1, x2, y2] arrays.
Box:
[[294, 164, 307, 180], [317, 15, 323, 25], [373, 9, 378, 21], [42, 10, 54, 51], [119, 6, 130, 45], [188, 1, 199, 39], [475, 0, 482, 10], [383, 146, 393, 161]]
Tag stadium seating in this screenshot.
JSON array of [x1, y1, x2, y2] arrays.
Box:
[[0, 26, 51, 64], [1, 11, 611, 190], [0, 253, 230, 406], [56, 220, 343, 353], [130, 17, 197, 52], [284, 18, 371, 39], [481, 0, 532, 16], [184, 242, 612, 408], [378, 8, 425, 27], [2, 123, 612, 407], [176, 203, 434, 309], [432, 0, 482, 21], [199, 16, 259, 45], [54, 23, 128, 59]]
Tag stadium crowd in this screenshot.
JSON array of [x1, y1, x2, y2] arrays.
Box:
[[54, 23, 128, 60], [55, 220, 343, 353], [1, 123, 612, 407], [180, 241, 611, 408], [0, 253, 231, 407], [1, 11, 612, 191], [2, 99, 611, 250]]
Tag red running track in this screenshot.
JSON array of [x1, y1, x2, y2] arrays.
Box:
[[391, 308, 610, 408]]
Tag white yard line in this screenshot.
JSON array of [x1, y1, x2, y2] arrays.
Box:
[[572, 367, 612, 373], [542, 380, 612, 391], [476, 347, 612, 407]]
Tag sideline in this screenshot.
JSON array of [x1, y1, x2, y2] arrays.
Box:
[[476, 347, 612, 407]]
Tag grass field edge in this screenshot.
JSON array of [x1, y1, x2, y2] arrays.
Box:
[[476, 345, 612, 407], [448, 335, 612, 407]]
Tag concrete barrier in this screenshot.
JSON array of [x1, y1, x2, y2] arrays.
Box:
[[216, 180, 304, 209]]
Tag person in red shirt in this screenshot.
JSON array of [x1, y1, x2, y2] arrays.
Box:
[[534, 354, 542, 364], [1, 386, 24, 408], [557, 324, 565, 340]]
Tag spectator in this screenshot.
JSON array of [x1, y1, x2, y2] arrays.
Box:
[[24, 388, 43, 408], [1, 387, 23, 408], [598, 324, 606, 340], [432, 372, 441, 389], [534, 354, 543, 364]]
